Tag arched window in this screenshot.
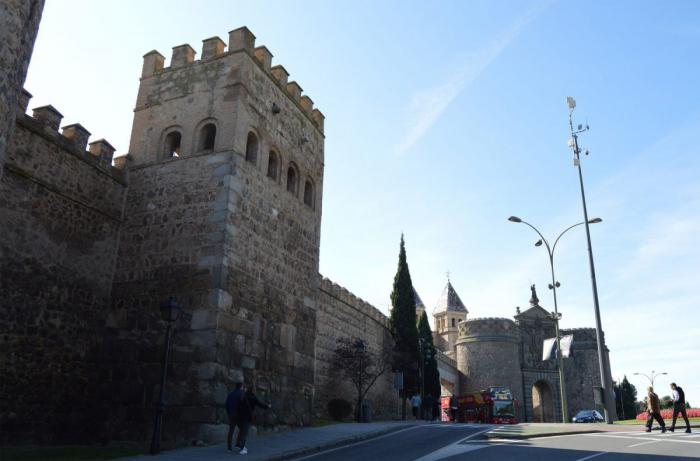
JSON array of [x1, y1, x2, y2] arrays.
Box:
[[267, 151, 278, 180], [286, 164, 298, 195], [303, 179, 314, 207], [245, 131, 258, 164], [164, 131, 181, 158], [198, 123, 216, 151], [451, 318, 456, 327]]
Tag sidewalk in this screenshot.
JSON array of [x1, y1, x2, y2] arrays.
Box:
[[486, 422, 699, 440], [120, 421, 418, 461]]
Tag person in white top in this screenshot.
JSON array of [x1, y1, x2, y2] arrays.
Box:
[[669, 383, 691, 433]]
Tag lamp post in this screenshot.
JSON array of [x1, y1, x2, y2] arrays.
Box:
[[508, 215, 602, 423], [634, 370, 667, 388], [149, 297, 182, 455], [419, 338, 433, 420], [354, 338, 367, 422], [567, 96, 613, 424]]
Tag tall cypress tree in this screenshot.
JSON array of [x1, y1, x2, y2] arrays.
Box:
[[389, 235, 419, 394], [418, 311, 441, 400]]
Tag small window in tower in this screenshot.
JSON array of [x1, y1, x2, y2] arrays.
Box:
[[199, 123, 216, 151], [287, 164, 298, 195], [246, 131, 258, 164], [303, 179, 314, 207], [267, 151, 278, 180], [164, 131, 182, 158], [452, 318, 456, 327]]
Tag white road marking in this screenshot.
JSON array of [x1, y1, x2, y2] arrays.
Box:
[[582, 433, 700, 444], [411, 427, 498, 461], [291, 425, 423, 460], [628, 440, 659, 447], [574, 453, 607, 461]]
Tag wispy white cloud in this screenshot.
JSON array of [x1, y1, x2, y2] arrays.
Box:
[[394, 3, 549, 155]]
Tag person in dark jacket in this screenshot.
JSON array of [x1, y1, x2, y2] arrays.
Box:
[[645, 386, 666, 433], [236, 385, 271, 455], [669, 383, 691, 433], [225, 382, 244, 452]]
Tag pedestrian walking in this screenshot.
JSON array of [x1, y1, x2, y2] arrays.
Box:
[[225, 382, 243, 452], [410, 393, 422, 420], [236, 385, 271, 455], [645, 386, 666, 433], [669, 383, 691, 433], [449, 394, 459, 423]]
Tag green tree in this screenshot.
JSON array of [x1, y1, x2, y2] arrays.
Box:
[[389, 235, 419, 397], [418, 311, 441, 403], [618, 375, 638, 418]]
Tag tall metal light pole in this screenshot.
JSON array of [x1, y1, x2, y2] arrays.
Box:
[[508, 216, 601, 423], [634, 370, 668, 388], [150, 297, 182, 455], [566, 96, 613, 423]]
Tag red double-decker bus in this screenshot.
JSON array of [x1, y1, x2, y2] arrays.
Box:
[[441, 387, 517, 424]]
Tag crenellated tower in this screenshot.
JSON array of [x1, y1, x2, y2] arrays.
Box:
[[109, 27, 326, 444]]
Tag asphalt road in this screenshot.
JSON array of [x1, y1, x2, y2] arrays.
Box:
[[291, 424, 700, 461]]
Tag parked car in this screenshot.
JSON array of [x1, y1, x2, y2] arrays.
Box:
[[572, 410, 604, 423]]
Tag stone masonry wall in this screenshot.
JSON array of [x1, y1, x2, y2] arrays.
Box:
[[315, 278, 396, 421], [0, 112, 127, 443], [107, 28, 326, 445], [562, 328, 614, 419], [455, 318, 524, 406], [0, 0, 44, 178]]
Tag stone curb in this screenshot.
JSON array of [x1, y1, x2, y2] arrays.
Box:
[[485, 428, 604, 440], [264, 423, 416, 460]]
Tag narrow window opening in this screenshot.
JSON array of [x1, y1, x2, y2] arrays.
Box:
[[164, 131, 181, 158], [199, 123, 216, 151], [267, 151, 278, 180], [286, 166, 297, 195], [452, 318, 456, 327], [303, 179, 314, 207], [245, 132, 258, 164]]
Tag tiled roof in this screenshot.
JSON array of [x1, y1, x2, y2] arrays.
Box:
[[433, 281, 468, 314]]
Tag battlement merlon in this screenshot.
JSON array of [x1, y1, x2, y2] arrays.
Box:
[[136, 27, 324, 135]]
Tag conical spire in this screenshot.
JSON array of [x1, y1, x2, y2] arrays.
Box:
[[433, 279, 468, 314], [413, 287, 426, 311]]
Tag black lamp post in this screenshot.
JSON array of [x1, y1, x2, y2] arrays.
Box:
[[149, 297, 182, 455], [508, 215, 602, 423], [419, 338, 434, 421], [354, 339, 367, 422]]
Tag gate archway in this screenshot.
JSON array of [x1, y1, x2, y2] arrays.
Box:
[[532, 380, 555, 422]]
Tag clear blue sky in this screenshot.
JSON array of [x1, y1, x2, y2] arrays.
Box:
[[26, 0, 700, 403]]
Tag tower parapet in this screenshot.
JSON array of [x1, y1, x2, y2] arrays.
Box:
[[130, 26, 324, 165]]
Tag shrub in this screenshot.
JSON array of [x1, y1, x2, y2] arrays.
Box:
[[327, 398, 353, 421], [636, 408, 700, 420]]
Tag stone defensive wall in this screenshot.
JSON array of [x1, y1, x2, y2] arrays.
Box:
[[0, 92, 127, 443], [560, 327, 614, 419], [455, 317, 523, 404], [315, 277, 396, 420]]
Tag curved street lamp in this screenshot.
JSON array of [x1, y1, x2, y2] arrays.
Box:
[[634, 370, 668, 388], [508, 215, 602, 423]]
